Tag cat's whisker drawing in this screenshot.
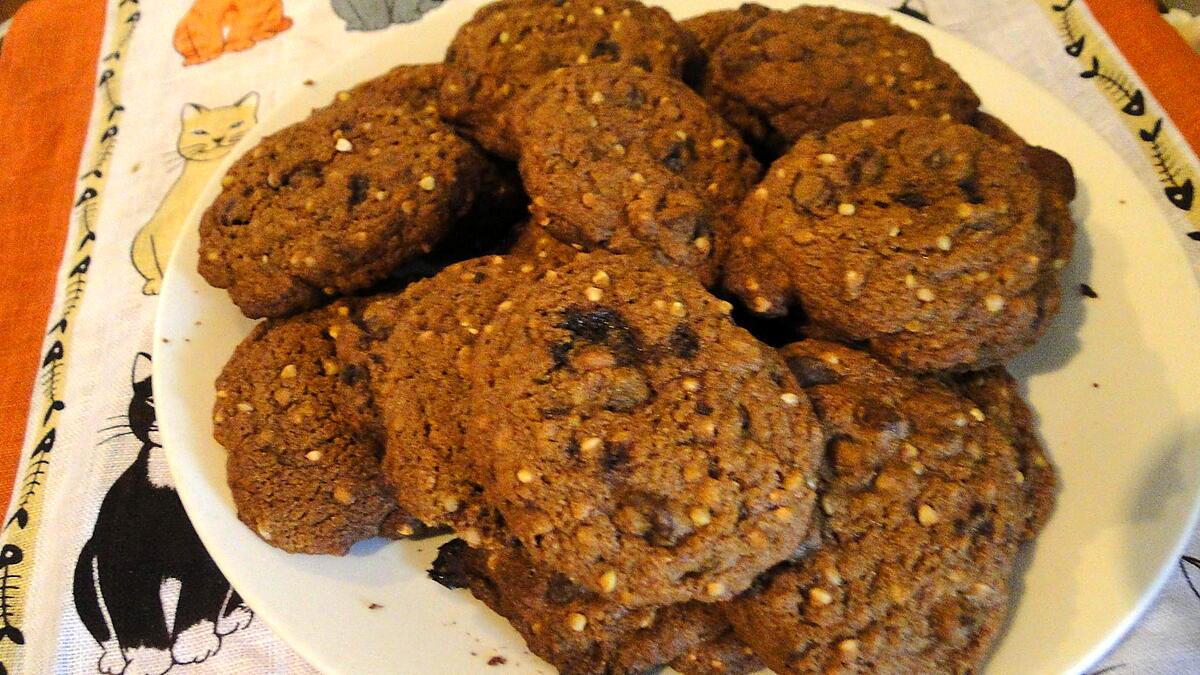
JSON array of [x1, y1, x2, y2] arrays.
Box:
[[97, 431, 138, 446], [132, 92, 259, 296], [96, 423, 133, 434]]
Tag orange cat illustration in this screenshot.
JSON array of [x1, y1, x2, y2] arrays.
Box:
[[174, 0, 293, 66]]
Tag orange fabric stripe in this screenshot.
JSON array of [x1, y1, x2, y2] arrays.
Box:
[[1086, 0, 1200, 155], [0, 0, 106, 509]]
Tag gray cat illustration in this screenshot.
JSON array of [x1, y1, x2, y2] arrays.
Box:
[[332, 0, 443, 32]]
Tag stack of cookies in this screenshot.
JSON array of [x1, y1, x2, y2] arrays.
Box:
[[203, 2, 1073, 673]]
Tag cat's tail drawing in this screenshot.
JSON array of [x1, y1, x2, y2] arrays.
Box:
[[73, 538, 110, 645]]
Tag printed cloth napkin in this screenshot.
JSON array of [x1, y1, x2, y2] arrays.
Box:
[[2, 1, 1199, 673]]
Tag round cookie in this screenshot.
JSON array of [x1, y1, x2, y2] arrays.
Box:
[[512, 64, 762, 285], [198, 89, 489, 319], [468, 253, 824, 606], [214, 303, 413, 554], [725, 340, 1052, 674], [432, 538, 736, 675], [363, 256, 547, 533], [439, 0, 699, 157], [724, 115, 1069, 373], [706, 6, 979, 154]]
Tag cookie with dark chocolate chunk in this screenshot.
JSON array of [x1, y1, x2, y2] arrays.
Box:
[[511, 64, 761, 285], [214, 303, 419, 554], [705, 6, 979, 154], [198, 85, 490, 318], [439, 0, 699, 157], [726, 340, 1052, 674], [724, 115, 1070, 372], [467, 253, 823, 606]]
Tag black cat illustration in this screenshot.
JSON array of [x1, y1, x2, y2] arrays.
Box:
[[73, 352, 252, 675]]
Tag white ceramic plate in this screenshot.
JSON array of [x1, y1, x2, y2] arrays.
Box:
[[154, 1, 1200, 673]]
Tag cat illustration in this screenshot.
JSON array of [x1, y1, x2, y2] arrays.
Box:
[[131, 93, 258, 296], [173, 0, 292, 66], [73, 353, 252, 675], [332, 0, 443, 32]]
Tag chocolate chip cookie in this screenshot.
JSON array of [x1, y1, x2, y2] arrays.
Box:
[[434, 538, 737, 675], [726, 340, 1053, 674], [468, 253, 824, 606], [511, 64, 762, 285], [439, 0, 699, 157], [198, 91, 489, 319], [214, 303, 412, 554], [724, 115, 1070, 372], [706, 6, 979, 154], [358, 256, 551, 536]]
